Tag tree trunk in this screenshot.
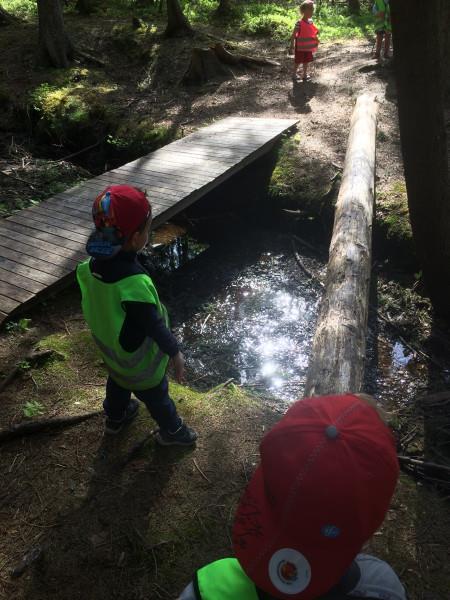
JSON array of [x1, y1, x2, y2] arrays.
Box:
[[304, 94, 378, 396], [37, 0, 74, 67], [182, 44, 279, 85], [182, 47, 233, 84], [75, 0, 96, 15], [348, 0, 360, 14], [391, 0, 450, 317], [215, 0, 233, 16], [165, 0, 193, 37]]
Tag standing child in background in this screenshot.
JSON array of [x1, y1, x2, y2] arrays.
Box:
[[373, 0, 391, 59], [76, 185, 197, 446], [290, 0, 319, 82]]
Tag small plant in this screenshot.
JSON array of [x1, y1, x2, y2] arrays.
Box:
[[5, 318, 32, 333], [23, 400, 45, 418], [18, 359, 31, 371]]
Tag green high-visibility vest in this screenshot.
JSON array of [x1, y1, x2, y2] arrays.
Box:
[[76, 259, 169, 390], [195, 558, 260, 599], [374, 0, 391, 32]]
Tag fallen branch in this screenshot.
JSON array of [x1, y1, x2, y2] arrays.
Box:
[[398, 455, 450, 474], [291, 240, 324, 286], [0, 349, 64, 393], [0, 411, 102, 443], [193, 458, 211, 483]]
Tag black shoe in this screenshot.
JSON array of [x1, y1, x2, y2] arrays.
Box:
[[105, 399, 139, 435], [155, 419, 198, 447]]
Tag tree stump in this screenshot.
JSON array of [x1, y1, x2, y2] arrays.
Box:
[[182, 48, 233, 85], [182, 44, 280, 85]]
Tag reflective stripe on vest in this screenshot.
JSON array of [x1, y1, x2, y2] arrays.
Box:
[[76, 259, 170, 391], [295, 20, 319, 52], [195, 558, 260, 599]]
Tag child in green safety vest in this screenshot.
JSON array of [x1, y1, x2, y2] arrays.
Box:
[[373, 0, 391, 60], [76, 184, 197, 445], [178, 393, 407, 599]]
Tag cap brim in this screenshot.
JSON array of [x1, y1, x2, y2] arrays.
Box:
[[86, 230, 123, 259]]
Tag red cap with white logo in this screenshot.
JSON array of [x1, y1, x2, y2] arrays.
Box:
[[233, 394, 399, 599]]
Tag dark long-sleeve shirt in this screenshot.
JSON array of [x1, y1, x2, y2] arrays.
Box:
[[89, 251, 179, 357]]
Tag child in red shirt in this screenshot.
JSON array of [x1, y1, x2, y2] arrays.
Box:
[[290, 0, 319, 82]]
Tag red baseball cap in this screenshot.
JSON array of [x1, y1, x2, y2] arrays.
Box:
[[86, 185, 151, 258], [233, 394, 399, 599]]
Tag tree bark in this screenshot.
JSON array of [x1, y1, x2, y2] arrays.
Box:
[[390, 0, 450, 317], [182, 44, 279, 85], [165, 0, 193, 37], [304, 94, 378, 396], [182, 47, 233, 84], [348, 0, 360, 14], [37, 0, 74, 67], [215, 0, 234, 16], [75, 0, 96, 15]]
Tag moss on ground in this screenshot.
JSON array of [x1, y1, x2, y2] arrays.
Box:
[[376, 180, 413, 245], [269, 134, 338, 222]]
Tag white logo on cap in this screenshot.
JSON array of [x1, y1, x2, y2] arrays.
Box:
[[268, 548, 311, 595]]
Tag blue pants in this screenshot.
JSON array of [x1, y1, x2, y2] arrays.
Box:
[[103, 375, 181, 432]]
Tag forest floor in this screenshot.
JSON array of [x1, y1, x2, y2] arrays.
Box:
[[0, 19, 449, 600]]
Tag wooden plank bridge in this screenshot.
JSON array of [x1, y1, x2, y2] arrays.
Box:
[[0, 116, 297, 325]]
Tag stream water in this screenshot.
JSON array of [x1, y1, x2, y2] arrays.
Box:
[[143, 222, 450, 412]]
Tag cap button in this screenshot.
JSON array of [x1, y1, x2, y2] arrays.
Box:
[[325, 425, 339, 439]]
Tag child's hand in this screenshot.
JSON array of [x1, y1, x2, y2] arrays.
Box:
[[170, 351, 185, 384]]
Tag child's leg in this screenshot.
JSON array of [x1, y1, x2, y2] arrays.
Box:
[[104, 376, 139, 434], [302, 62, 308, 79], [374, 31, 383, 58], [136, 376, 197, 446], [104, 376, 133, 420], [135, 376, 180, 432]]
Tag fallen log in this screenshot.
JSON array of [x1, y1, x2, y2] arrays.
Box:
[[304, 94, 378, 396], [0, 411, 102, 443], [182, 43, 279, 85]]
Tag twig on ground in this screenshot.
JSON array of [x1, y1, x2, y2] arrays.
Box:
[[193, 458, 211, 483], [204, 378, 234, 398], [398, 455, 450, 474], [0, 411, 102, 443], [0, 349, 64, 393]]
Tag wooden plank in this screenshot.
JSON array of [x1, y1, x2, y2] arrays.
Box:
[[0, 223, 85, 261], [27, 203, 93, 225], [0, 220, 86, 253], [115, 164, 211, 188], [0, 241, 74, 276], [109, 167, 204, 194], [0, 294, 20, 314], [130, 154, 233, 174], [18, 207, 93, 235], [0, 254, 60, 285], [6, 214, 89, 245], [0, 278, 35, 303], [80, 178, 180, 208], [123, 156, 225, 179], [0, 266, 45, 295], [94, 172, 191, 200]]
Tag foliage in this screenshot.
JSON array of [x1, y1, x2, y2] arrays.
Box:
[[29, 71, 118, 145], [4, 0, 375, 41], [23, 399, 45, 417], [5, 318, 32, 333], [2, 0, 36, 18], [107, 118, 176, 161]]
